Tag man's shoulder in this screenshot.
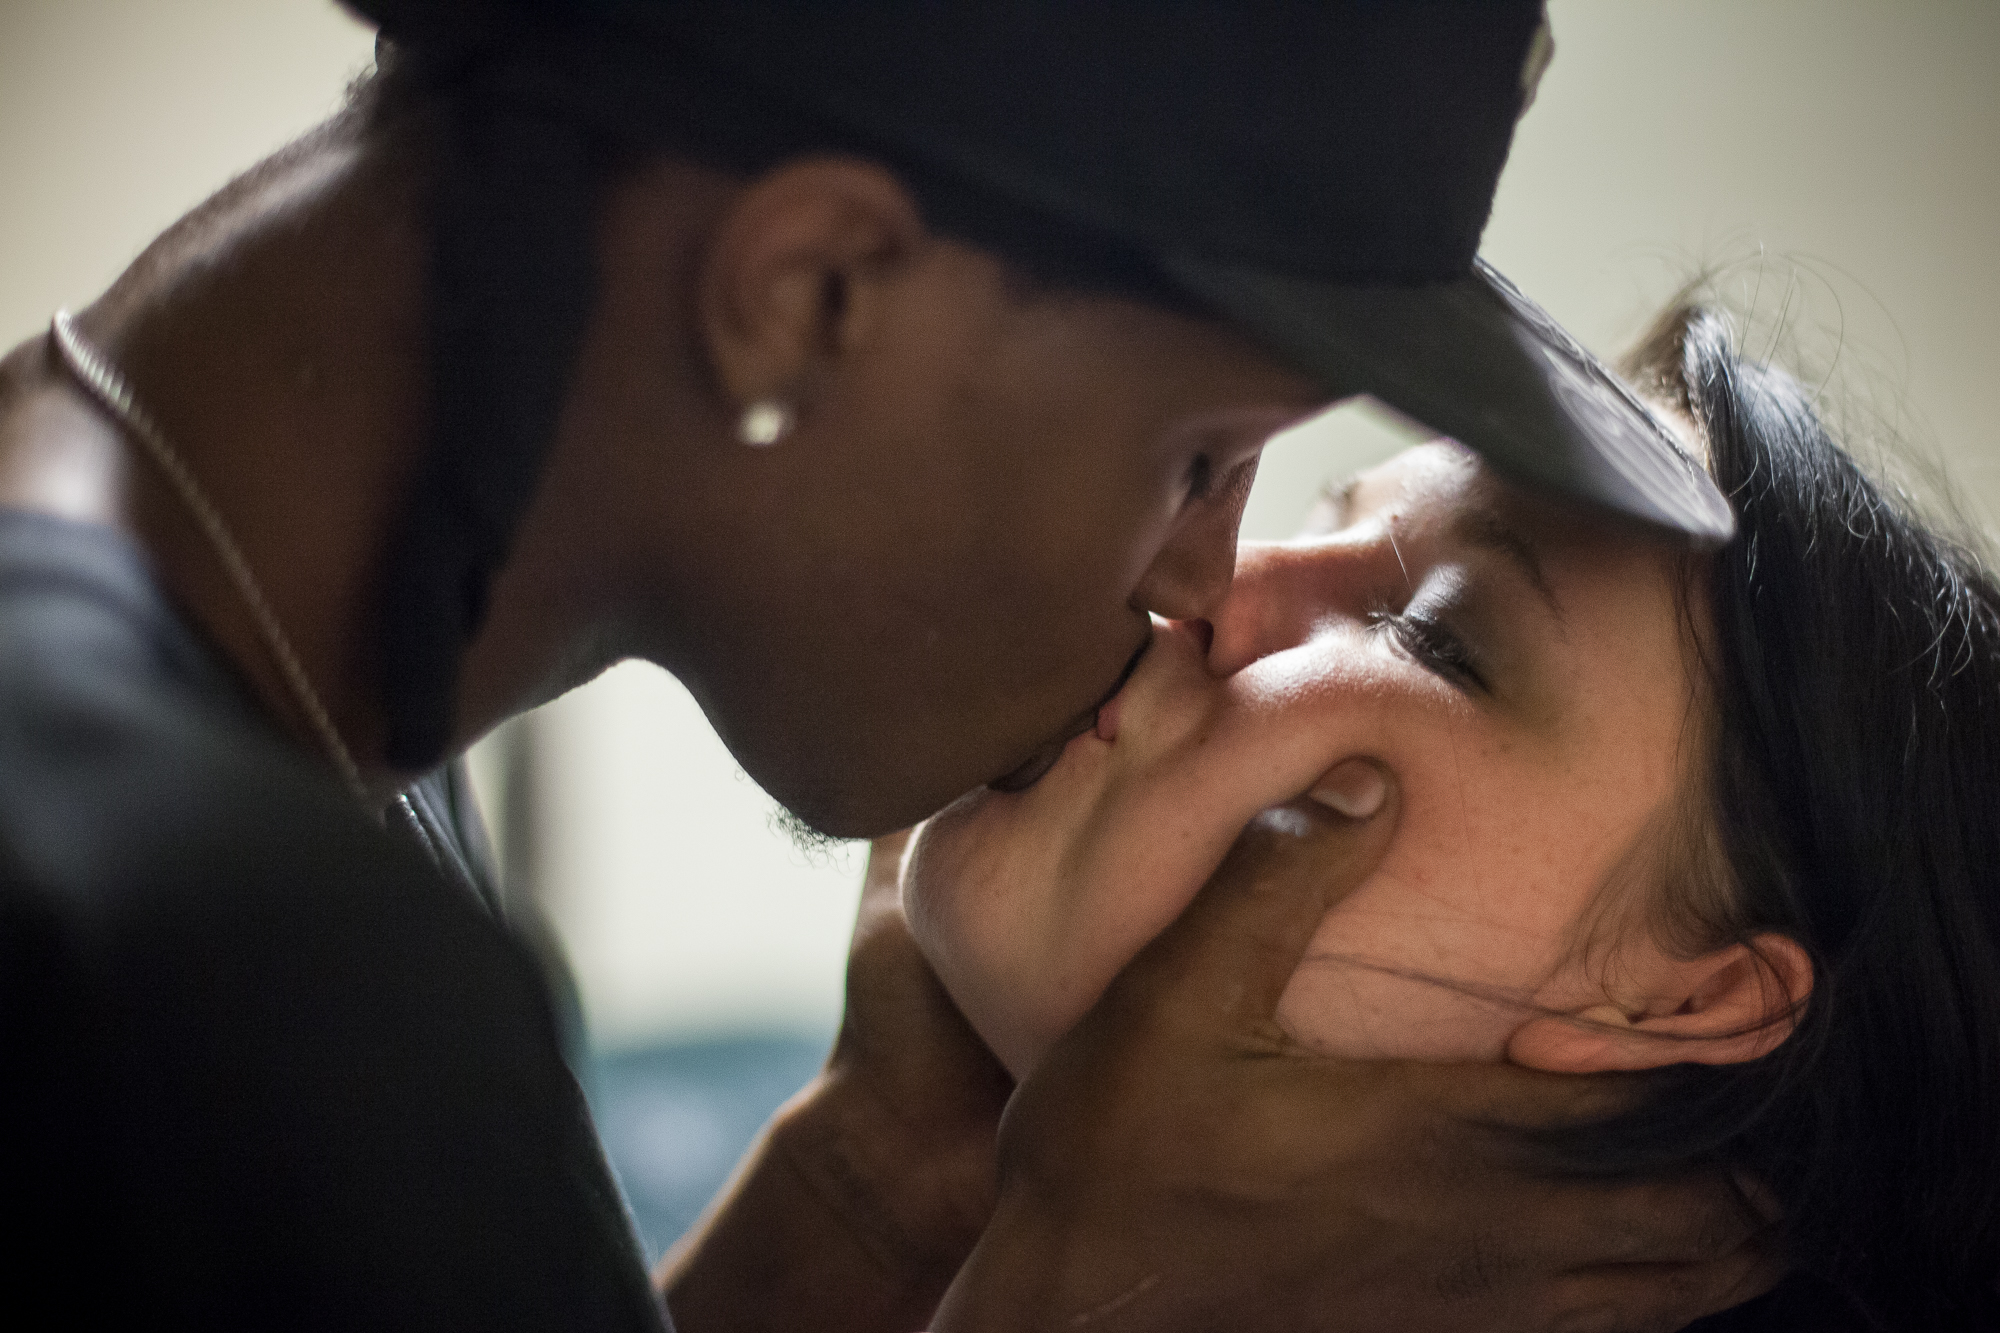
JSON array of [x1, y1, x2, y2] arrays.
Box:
[[0, 517, 670, 1330], [0, 505, 515, 1018], [0, 509, 376, 908], [0, 503, 261, 790]]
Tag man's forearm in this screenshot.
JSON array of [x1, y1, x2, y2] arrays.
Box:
[[659, 1069, 992, 1333]]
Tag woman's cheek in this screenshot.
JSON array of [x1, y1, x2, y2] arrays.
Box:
[[904, 800, 1099, 1077], [1269, 805, 1539, 1063], [1268, 750, 1607, 1062], [1274, 917, 1523, 1062], [1254, 717, 1490, 1047]]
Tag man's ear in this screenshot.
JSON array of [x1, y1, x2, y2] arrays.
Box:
[[1507, 933, 1813, 1073], [697, 156, 926, 410]]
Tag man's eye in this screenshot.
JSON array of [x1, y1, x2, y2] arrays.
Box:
[[1368, 607, 1487, 693]]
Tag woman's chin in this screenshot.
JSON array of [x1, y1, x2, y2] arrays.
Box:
[[919, 946, 1070, 1082]]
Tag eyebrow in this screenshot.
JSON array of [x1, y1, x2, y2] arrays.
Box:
[[1323, 476, 1360, 527], [1455, 504, 1566, 627]]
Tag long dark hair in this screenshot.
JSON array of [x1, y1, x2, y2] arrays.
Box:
[[1558, 305, 2000, 1326]]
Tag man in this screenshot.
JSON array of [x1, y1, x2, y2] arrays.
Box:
[[0, 1, 1770, 1328]]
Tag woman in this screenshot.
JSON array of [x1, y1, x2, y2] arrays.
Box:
[[905, 304, 2000, 1328]]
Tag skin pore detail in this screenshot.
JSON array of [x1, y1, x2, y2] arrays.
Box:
[[904, 439, 1810, 1080]]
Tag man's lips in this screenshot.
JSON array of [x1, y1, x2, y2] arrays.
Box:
[[987, 637, 1151, 794]]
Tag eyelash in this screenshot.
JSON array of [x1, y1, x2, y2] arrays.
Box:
[[1368, 606, 1488, 693]]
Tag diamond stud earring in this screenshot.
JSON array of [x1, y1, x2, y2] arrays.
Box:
[[737, 399, 794, 447]]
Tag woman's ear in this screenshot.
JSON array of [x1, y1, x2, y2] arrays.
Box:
[[697, 156, 925, 409], [1507, 932, 1813, 1074]]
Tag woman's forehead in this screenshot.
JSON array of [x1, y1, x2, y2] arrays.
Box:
[[1357, 440, 1686, 563]]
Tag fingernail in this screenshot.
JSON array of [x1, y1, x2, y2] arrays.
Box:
[[1308, 759, 1386, 820]]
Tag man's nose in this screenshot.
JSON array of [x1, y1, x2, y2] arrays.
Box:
[[1129, 460, 1257, 623], [1204, 539, 1390, 677]]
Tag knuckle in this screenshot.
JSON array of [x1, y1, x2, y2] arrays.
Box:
[[1431, 1234, 1520, 1300], [1542, 1294, 1688, 1333], [1683, 1184, 1759, 1261], [1537, 1260, 1743, 1333]]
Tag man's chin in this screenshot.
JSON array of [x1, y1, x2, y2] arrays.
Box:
[[764, 766, 969, 843], [766, 804, 856, 861], [756, 724, 1083, 840]]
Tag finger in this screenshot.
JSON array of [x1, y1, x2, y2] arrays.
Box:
[[1416, 1059, 1646, 1132], [1729, 1167, 1785, 1227], [1585, 1176, 1766, 1269], [1500, 1171, 1766, 1273], [1395, 1072, 1774, 1270], [1115, 759, 1399, 1029], [1543, 1240, 1786, 1333]]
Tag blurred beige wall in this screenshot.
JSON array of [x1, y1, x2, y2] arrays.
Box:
[[3, 1, 1995, 1047], [0, 1, 377, 341], [1503, 1, 2000, 519], [1252, 0, 2000, 540]]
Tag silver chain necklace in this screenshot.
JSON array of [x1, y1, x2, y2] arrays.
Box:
[[49, 310, 376, 808]]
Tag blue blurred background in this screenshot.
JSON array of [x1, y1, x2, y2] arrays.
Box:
[[587, 1036, 828, 1262]]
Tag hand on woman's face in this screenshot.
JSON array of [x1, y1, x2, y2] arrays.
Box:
[[905, 441, 1707, 1079]]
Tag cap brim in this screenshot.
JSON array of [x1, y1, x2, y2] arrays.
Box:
[[1158, 255, 1735, 545]]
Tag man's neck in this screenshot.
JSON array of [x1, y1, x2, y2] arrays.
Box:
[[0, 115, 438, 803], [0, 115, 745, 805]]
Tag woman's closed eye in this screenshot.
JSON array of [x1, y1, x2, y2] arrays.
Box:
[[1368, 604, 1489, 693]]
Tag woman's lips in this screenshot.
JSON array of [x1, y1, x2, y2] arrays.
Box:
[[985, 730, 1075, 794], [987, 636, 1151, 794], [1094, 688, 1123, 743]]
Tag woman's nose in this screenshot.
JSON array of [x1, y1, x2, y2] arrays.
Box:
[[1205, 539, 1382, 677]]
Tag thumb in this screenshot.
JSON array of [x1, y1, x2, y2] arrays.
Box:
[[1115, 758, 1400, 1032]]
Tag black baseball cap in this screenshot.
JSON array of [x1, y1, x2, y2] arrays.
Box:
[[347, 0, 1733, 765], [635, 0, 1734, 543]]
